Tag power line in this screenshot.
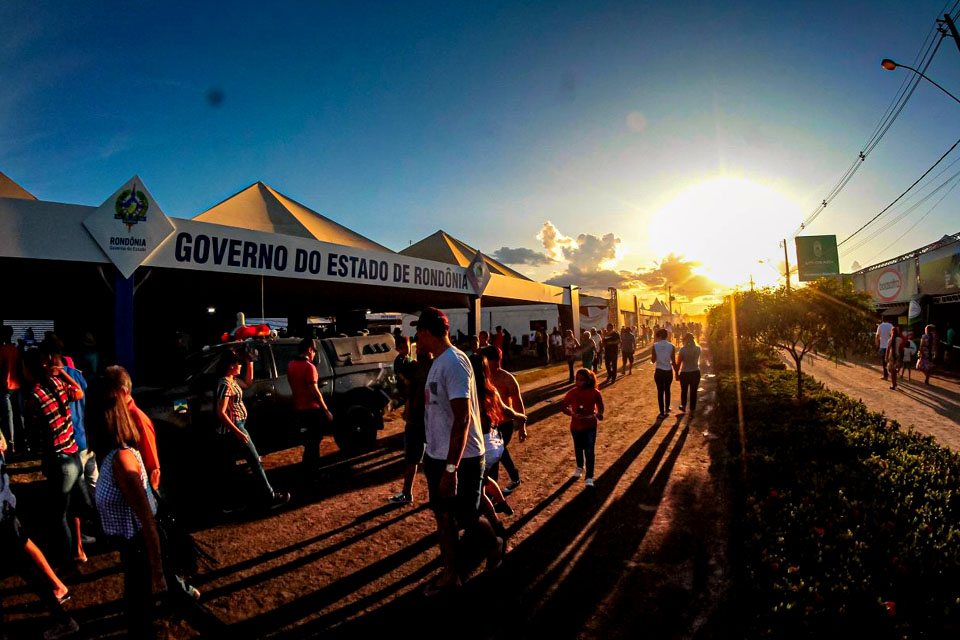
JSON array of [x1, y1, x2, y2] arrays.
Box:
[[792, 7, 950, 237], [838, 134, 960, 247], [842, 159, 960, 254], [862, 172, 960, 263]]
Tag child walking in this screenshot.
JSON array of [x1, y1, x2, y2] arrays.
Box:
[[561, 368, 604, 487]]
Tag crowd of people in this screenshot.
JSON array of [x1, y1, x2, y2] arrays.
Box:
[[875, 319, 956, 389], [0, 311, 705, 635], [385, 309, 703, 595]]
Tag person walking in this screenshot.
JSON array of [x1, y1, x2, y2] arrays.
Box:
[[481, 345, 527, 495], [590, 328, 602, 373], [562, 330, 580, 383], [620, 326, 636, 375], [0, 430, 79, 640], [651, 329, 676, 418], [602, 324, 621, 382], [0, 326, 22, 456], [917, 324, 937, 386], [886, 327, 904, 390], [413, 308, 503, 595], [287, 339, 334, 473], [580, 331, 596, 372], [561, 368, 603, 487], [469, 352, 526, 534], [676, 332, 702, 414], [876, 318, 894, 381], [902, 332, 917, 381], [23, 349, 92, 567], [388, 339, 432, 505], [215, 350, 289, 511], [87, 383, 170, 638]]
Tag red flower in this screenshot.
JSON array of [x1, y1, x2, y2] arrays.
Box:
[[788, 566, 799, 574], [769, 489, 779, 498], [813, 527, 825, 536], [883, 601, 896, 617]]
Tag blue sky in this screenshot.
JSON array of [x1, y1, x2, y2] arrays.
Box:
[[3, 0, 959, 303]]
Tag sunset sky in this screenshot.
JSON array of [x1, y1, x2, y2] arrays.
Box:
[[3, 1, 959, 311]]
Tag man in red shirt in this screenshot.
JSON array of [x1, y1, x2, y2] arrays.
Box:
[[288, 339, 334, 471]]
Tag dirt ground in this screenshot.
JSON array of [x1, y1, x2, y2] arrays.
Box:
[[783, 352, 960, 451], [1, 347, 729, 640]]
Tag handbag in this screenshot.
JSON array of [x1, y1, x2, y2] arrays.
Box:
[[151, 488, 216, 577]]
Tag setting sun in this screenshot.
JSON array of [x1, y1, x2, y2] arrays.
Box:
[[647, 177, 802, 289]]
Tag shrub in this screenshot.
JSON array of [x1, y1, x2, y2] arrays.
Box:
[[716, 368, 960, 637]]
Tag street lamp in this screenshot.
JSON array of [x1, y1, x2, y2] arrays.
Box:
[[880, 58, 960, 105]]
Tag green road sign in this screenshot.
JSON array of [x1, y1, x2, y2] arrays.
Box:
[[795, 235, 839, 281]]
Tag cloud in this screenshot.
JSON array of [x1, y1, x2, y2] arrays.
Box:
[[622, 253, 722, 301], [491, 246, 554, 266], [539, 222, 626, 290], [545, 266, 629, 289]]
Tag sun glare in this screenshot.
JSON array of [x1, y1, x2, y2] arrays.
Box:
[[647, 178, 802, 289]]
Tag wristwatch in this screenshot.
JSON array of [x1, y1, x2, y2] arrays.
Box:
[[444, 463, 458, 473]]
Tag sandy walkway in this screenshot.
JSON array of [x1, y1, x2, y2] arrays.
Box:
[[2, 348, 729, 639], [782, 353, 960, 451]]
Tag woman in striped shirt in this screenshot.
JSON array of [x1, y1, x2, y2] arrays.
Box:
[[23, 349, 93, 566], [215, 350, 289, 511]]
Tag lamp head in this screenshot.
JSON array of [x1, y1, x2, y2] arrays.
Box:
[[881, 58, 898, 71]]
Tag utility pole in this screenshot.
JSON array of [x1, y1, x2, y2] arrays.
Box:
[[668, 285, 673, 316], [749, 274, 755, 291], [782, 239, 791, 294], [943, 13, 960, 54]]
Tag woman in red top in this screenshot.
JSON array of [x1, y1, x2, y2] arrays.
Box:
[[561, 368, 604, 487]]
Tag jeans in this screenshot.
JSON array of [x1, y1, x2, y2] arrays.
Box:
[[296, 409, 328, 468], [222, 421, 274, 503], [80, 449, 99, 498], [571, 428, 597, 478], [0, 389, 21, 450], [567, 358, 575, 381], [679, 370, 701, 411], [604, 349, 619, 380], [490, 422, 520, 484], [879, 348, 888, 378], [43, 452, 91, 563], [654, 369, 673, 414]]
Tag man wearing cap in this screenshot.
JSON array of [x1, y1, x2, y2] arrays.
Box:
[[413, 307, 503, 594]]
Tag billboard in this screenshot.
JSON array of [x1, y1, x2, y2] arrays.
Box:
[[918, 240, 960, 295], [795, 235, 839, 281], [862, 259, 917, 304]]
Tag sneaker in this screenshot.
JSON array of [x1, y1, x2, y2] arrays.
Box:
[[585, 478, 595, 487], [388, 492, 413, 504], [43, 618, 79, 640], [494, 500, 514, 516], [269, 491, 291, 509], [573, 467, 584, 479], [503, 479, 522, 495]]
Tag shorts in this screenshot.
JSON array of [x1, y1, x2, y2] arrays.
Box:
[[424, 455, 484, 529], [483, 430, 504, 472], [403, 422, 426, 465], [621, 350, 634, 364]]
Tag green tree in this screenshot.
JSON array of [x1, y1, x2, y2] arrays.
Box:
[[709, 278, 873, 400]]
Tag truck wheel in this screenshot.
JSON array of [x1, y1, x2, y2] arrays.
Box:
[[333, 404, 379, 453]]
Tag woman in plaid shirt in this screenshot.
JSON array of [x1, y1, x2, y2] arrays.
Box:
[[23, 349, 93, 566], [215, 349, 289, 511]]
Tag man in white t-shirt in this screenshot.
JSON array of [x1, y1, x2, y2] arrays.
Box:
[[876, 319, 894, 381], [413, 307, 503, 595]]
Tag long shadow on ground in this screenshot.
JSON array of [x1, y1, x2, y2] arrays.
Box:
[[237, 415, 675, 639]]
